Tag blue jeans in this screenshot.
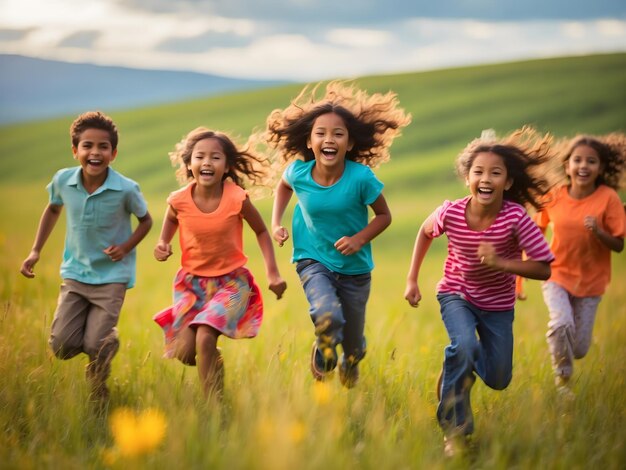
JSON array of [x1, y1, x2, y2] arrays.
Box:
[[437, 293, 514, 436], [296, 259, 370, 367]]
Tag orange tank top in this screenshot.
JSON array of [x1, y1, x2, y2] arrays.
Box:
[[168, 180, 248, 277]]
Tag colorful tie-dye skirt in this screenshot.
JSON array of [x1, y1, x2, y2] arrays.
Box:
[[154, 267, 263, 358]]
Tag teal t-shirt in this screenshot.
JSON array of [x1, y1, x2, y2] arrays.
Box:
[[283, 159, 384, 275], [47, 167, 148, 288]]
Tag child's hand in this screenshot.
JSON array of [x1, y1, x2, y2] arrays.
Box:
[[404, 281, 422, 308], [273, 226, 289, 247], [268, 277, 287, 300], [104, 245, 127, 262], [20, 251, 40, 278], [154, 242, 173, 262], [334, 236, 363, 256], [477, 241, 500, 269], [584, 215, 598, 234]]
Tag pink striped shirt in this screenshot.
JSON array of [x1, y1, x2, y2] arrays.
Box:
[[432, 196, 554, 311]]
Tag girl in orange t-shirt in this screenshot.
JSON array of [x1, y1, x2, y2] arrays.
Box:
[[534, 134, 625, 395], [153, 127, 287, 399]]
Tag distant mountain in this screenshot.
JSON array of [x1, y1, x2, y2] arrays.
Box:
[[0, 54, 285, 124]]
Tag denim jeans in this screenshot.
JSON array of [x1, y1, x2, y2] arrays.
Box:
[[437, 293, 514, 436], [296, 259, 370, 367]]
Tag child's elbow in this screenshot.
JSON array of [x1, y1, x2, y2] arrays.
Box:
[[538, 263, 551, 281]]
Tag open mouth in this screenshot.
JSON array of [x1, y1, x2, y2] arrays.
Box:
[[87, 159, 103, 166], [321, 147, 337, 158], [200, 169, 215, 177], [477, 187, 493, 196]]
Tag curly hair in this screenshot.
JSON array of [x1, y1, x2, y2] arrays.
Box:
[[456, 127, 558, 210], [558, 133, 626, 190], [70, 111, 118, 150], [169, 127, 269, 190], [264, 81, 411, 168]]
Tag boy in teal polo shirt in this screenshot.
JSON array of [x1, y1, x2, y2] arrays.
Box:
[[20, 111, 153, 403]]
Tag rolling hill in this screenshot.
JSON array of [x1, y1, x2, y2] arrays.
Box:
[[0, 52, 624, 202], [0, 54, 284, 124]]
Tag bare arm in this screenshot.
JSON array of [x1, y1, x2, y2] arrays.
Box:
[[334, 193, 392, 256], [20, 203, 63, 278], [404, 213, 436, 307], [271, 178, 294, 247], [103, 211, 153, 262], [242, 197, 287, 299], [477, 241, 551, 280], [154, 205, 179, 261]]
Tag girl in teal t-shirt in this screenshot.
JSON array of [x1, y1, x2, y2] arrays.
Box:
[[266, 81, 411, 388]]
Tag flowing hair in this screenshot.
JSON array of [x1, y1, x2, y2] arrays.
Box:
[[456, 127, 559, 210]]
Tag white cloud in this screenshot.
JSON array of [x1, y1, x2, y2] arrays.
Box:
[[326, 28, 393, 48], [0, 0, 624, 81]]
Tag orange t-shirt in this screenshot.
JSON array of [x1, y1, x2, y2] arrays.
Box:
[[535, 185, 625, 296], [168, 180, 248, 277]]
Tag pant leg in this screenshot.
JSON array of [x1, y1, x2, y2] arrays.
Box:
[[437, 294, 480, 436], [571, 295, 601, 359], [49, 280, 91, 359], [297, 260, 344, 363], [82, 283, 125, 360], [82, 283, 126, 397], [474, 309, 514, 391], [336, 272, 371, 364], [542, 281, 575, 379]]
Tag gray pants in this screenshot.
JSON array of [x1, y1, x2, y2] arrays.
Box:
[[542, 281, 601, 380]]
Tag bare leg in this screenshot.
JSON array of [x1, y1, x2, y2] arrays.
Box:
[[195, 325, 224, 399], [174, 326, 198, 365]]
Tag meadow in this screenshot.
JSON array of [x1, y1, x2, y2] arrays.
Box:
[[0, 53, 625, 469]]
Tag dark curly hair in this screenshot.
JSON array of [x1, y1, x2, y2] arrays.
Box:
[[70, 111, 118, 150], [170, 127, 269, 190], [559, 134, 626, 190], [456, 127, 558, 210], [264, 81, 411, 168]]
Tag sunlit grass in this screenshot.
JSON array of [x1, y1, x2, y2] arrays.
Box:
[[1, 54, 625, 468]]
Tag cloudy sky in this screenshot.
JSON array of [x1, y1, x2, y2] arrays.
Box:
[[1, 0, 625, 81]]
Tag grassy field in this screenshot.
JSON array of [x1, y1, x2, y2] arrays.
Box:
[[1, 53, 625, 469]]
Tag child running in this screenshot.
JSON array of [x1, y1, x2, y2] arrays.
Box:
[[404, 128, 555, 456], [153, 127, 287, 399], [532, 134, 625, 396], [267, 81, 411, 388], [20, 111, 153, 404]]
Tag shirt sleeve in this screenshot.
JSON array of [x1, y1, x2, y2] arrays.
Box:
[[126, 182, 149, 218], [46, 170, 63, 206], [603, 190, 626, 238], [516, 211, 554, 262], [360, 166, 384, 205], [431, 200, 453, 238]]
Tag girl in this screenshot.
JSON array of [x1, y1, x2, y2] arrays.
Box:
[[404, 128, 555, 456], [533, 134, 625, 395], [266, 81, 410, 388], [153, 127, 287, 398]]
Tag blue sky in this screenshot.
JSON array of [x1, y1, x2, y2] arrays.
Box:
[[1, 0, 624, 80]]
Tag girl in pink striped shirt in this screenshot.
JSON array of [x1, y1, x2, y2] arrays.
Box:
[[404, 128, 555, 456]]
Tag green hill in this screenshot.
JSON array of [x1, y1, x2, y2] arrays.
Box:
[[1, 53, 624, 198]]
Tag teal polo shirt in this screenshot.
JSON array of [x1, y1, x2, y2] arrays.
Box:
[[48, 167, 148, 288], [284, 159, 384, 275]]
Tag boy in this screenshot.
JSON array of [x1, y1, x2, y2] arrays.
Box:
[[20, 111, 152, 402]]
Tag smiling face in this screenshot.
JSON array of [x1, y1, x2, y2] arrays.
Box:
[[565, 144, 602, 192], [72, 128, 117, 180], [307, 112, 353, 171], [187, 137, 228, 188], [466, 151, 513, 208]]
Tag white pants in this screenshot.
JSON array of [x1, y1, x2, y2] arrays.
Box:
[[542, 281, 601, 379]]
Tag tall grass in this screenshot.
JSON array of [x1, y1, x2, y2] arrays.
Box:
[[1, 54, 625, 468]]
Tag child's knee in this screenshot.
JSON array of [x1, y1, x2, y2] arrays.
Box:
[[49, 335, 81, 360]]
